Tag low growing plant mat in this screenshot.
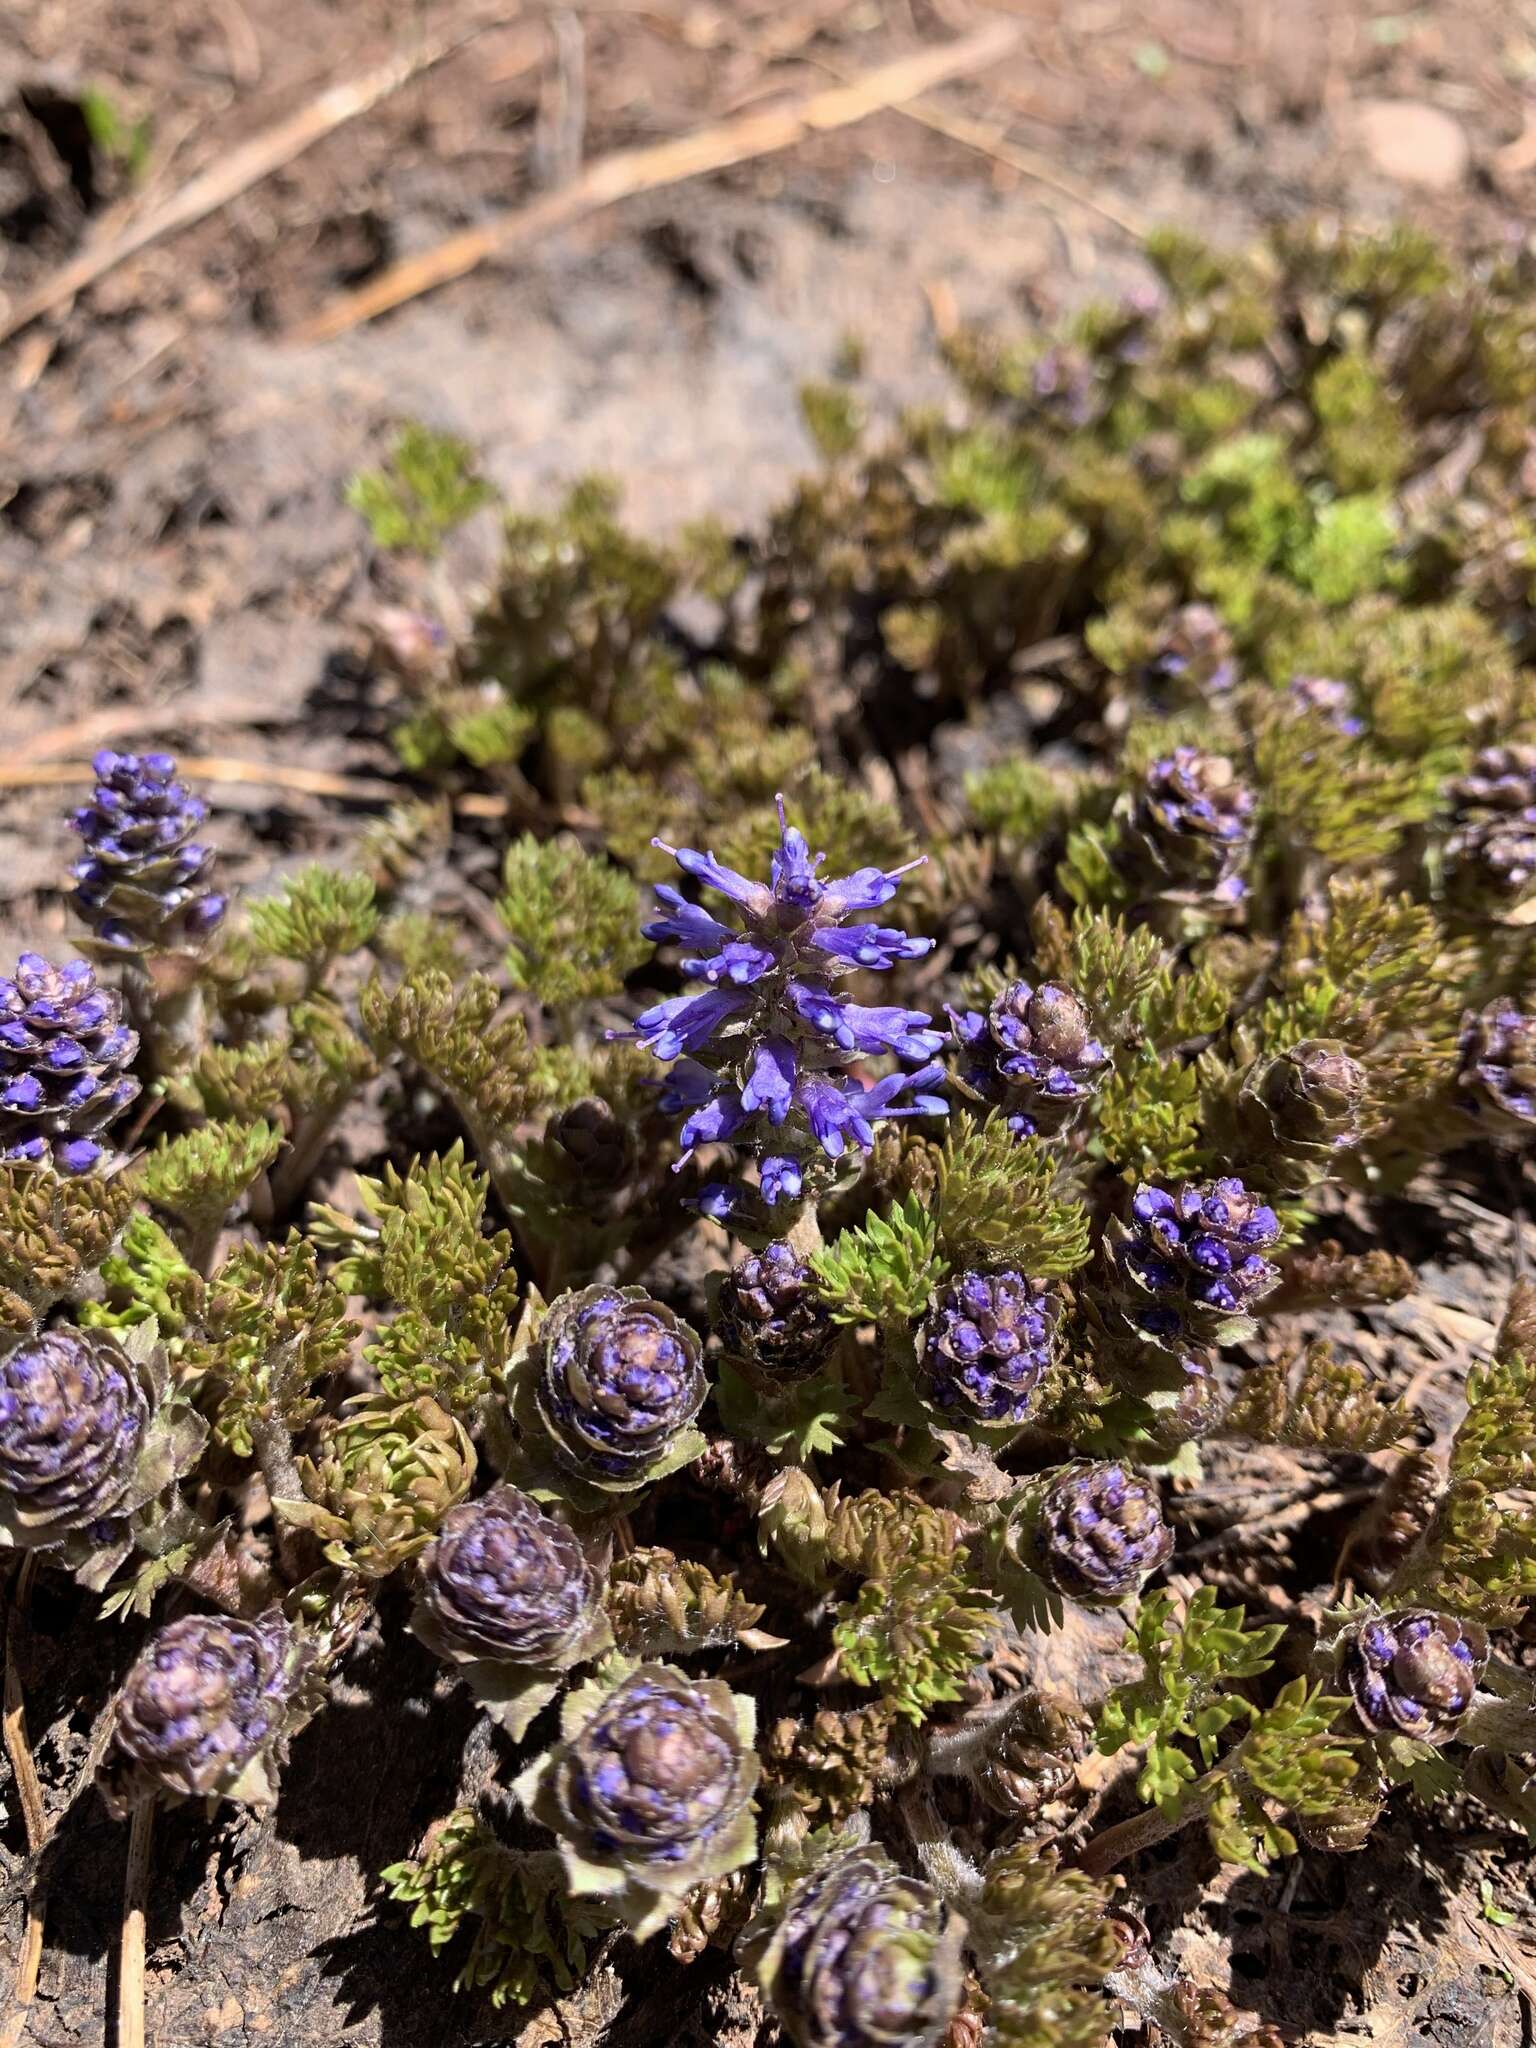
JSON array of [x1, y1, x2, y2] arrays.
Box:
[[7, 221, 1536, 2046]]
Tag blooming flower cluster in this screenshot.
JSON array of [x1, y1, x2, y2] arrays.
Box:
[[0, 955, 140, 1172], [622, 799, 946, 1205], [1112, 1178, 1282, 1351], [915, 1270, 1060, 1427], [69, 749, 226, 955]]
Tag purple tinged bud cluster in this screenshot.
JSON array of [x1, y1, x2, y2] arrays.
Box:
[[1146, 603, 1238, 700], [1031, 1460, 1173, 1604], [717, 1240, 835, 1382], [564, 1668, 747, 1864], [1290, 674, 1365, 737], [1444, 746, 1536, 908], [1117, 1177, 1281, 1344], [0, 1325, 147, 1547], [99, 1608, 309, 1815], [1341, 1608, 1488, 1744], [621, 799, 946, 1202], [1458, 1001, 1536, 1135], [0, 954, 140, 1173], [916, 1271, 1060, 1428], [745, 1844, 965, 2048], [413, 1485, 604, 1668], [517, 1662, 759, 1935], [534, 1284, 706, 1489], [69, 750, 226, 955], [949, 979, 1109, 1138], [1123, 746, 1255, 905]]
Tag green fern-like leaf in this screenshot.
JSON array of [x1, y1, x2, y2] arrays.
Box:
[[936, 1115, 1091, 1274], [346, 422, 495, 556], [499, 835, 648, 1007], [811, 1193, 947, 1327]]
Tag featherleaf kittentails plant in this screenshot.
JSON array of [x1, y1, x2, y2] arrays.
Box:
[[23, 220, 1536, 2048]]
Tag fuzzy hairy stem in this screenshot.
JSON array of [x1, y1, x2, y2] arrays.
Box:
[[267, 1103, 351, 1219], [248, 1412, 312, 1581], [925, 1684, 1047, 1778], [1459, 1690, 1536, 1754], [897, 1784, 984, 1904], [124, 962, 208, 1081]]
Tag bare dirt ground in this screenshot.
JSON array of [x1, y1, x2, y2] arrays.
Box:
[[2, 0, 1532, 947], [4, 3, 1536, 2043]]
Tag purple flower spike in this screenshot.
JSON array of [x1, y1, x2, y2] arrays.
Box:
[[69, 750, 225, 956], [620, 797, 946, 1199], [0, 955, 140, 1173]]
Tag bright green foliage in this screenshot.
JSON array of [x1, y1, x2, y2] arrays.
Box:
[[80, 85, 154, 179], [799, 380, 865, 462], [936, 1116, 1091, 1274], [1269, 878, 1465, 1050], [833, 1560, 997, 1723], [973, 1846, 1121, 2048], [822, 1487, 965, 1580], [133, 1120, 283, 1257], [81, 1213, 203, 1337], [1097, 1588, 1284, 1815], [1092, 1048, 1207, 1181], [1311, 349, 1412, 494], [315, 1145, 520, 1409], [382, 1816, 609, 2007], [247, 867, 380, 976], [1209, 1680, 1360, 1872], [346, 423, 495, 556], [194, 1234, 357, 1457], [965, 757, 1069, 842], [38, 218, 1536, 2034], [360, 970, 557, 1170], [1402, 1323, 1536, 1618], [498, 835, 648, 1007], [811, 1193, 947, 1327], [190, 999, 376, 1132]]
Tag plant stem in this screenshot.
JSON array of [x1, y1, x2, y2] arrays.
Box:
[[2, 1557, 45, 2048], [117, 1801, 154, 2048], [248, 1413, 310, 1579], [1076, 1774, 1219, 1878]]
